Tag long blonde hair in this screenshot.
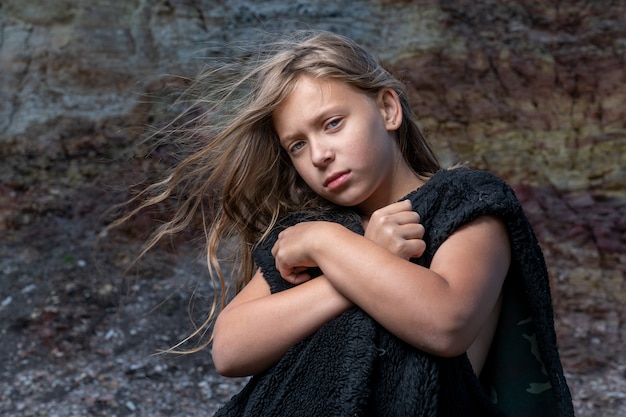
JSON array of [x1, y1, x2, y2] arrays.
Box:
[[115, 30, 440, 352]]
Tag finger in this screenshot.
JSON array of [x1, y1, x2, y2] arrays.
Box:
[[293, 272, 312, 284], [395, 199, 414, 214], [400, 199, 413, 209], [369, 209, 419, 232], [283, 271, 312, 285], [372, 199, 411, 217], [401, 223, 425, 239], [390, 223, 424, 241], [276, 262, 308, 278], [408, 239, 427, 259], [387, 237, 425, 260], [392, 210, 421, 226]]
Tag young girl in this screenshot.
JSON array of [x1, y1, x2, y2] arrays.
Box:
[[128, 31, 573, 416]]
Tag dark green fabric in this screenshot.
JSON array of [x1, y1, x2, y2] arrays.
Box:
[[480, 271, 559, 416]]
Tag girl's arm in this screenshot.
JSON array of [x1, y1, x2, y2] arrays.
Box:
[[211, 269, 352, 377], [212, 201, 423, 377], [272, 215, 510, 358]]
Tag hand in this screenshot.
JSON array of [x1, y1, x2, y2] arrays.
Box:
[[364, 200, 426, 260], [271, 221, 334, 285]]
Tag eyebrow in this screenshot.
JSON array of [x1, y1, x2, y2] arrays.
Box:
[[278, 133, 297, 147], [278, 105, 345, 145]]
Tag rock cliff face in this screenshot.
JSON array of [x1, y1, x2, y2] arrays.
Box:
[[1, 0, 625, 415], [393, 1, 626, 374]]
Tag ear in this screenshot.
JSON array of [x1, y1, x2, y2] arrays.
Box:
[[377, 88, 402, 131]]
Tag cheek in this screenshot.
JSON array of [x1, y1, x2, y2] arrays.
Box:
[[290, 161, 317, 187]]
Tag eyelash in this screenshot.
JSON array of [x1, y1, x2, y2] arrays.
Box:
[[325, 118, 341, 130], [286, 117, 343, 154], [289, 141, 305, 153]]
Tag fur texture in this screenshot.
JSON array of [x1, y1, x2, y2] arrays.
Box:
[[214, 169, 573, 417]]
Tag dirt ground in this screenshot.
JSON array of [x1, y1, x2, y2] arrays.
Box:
[[0, 151, 624, 416]]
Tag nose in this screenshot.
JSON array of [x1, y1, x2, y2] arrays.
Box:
[[310, 137, 334, 168]]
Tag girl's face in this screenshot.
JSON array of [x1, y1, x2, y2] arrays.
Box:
[[273, 75, 421, 214]]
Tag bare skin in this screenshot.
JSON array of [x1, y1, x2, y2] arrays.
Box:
[[212, 76, 510, 377], [212, 209, 509, 377]]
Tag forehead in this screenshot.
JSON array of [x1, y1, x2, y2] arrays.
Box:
[[273, 75, 366, 125], [283, 75, 342, 106]]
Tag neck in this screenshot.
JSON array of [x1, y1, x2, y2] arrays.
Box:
[[357, 171, 425, 219]]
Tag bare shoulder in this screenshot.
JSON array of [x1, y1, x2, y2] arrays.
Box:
[[434, 215, 510, 264], [430, 215, 511, 301]]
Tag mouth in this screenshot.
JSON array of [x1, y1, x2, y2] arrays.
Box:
[[324, 171, 350, 190]]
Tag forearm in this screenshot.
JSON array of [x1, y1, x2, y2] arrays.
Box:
[[312, 226, 455, 353], [212, 275, 352, 377]]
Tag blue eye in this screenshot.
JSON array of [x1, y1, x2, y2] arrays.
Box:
[[326, 118, 341, 130], [289, 141, 305, 153]]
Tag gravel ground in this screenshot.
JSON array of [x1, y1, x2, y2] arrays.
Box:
[[0, 218, 249, 417]]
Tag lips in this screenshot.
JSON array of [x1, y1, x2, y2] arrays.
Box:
[[324, 171, 350, 190]]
